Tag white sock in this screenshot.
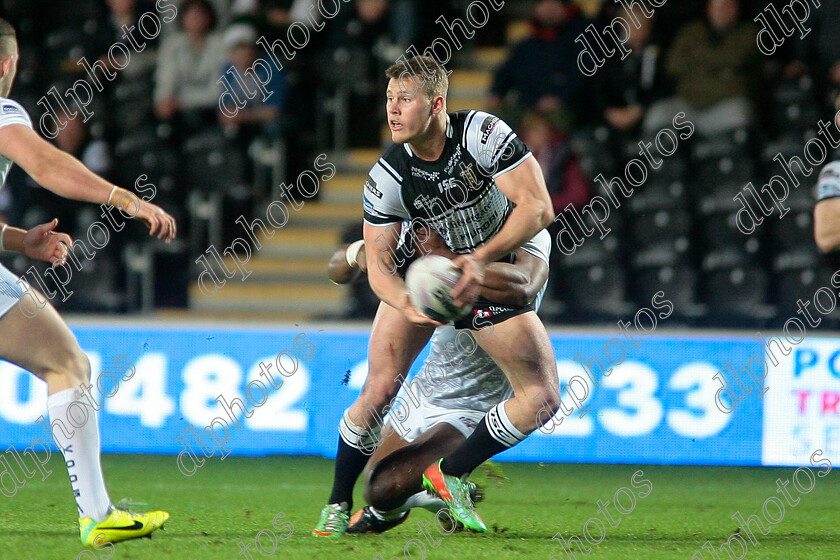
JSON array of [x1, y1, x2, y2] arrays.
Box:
[[48, 388, 112, 522], [376, 491, 446, 520], [404, 491, 446, 512]]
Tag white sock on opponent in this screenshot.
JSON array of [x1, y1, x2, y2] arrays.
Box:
[[48, 388, 112, 522], [404, 491, 446, 512], [373, 491, 446, 520]]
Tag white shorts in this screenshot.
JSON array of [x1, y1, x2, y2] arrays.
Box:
[[385, 402, 486, 444], [0, 262, 24, 318]]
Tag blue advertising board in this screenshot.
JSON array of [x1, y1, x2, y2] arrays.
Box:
[[0, 324, 800, 467]]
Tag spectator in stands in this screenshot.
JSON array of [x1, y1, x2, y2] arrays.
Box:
[[94, 0, 159, 77], [219, 23, 286, 191], [488, 0, 587, 129], [518, 111, 590, 215], [792, 2, 840, 106], [644, 0, 759, 136], [218, 23, 286, 140], [154, 0, 226, 130], [595, 10, 668, 137]]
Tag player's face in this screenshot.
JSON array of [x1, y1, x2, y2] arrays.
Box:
[[386, 77, 433, 144]]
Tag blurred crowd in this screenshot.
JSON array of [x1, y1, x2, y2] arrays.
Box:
[[0, 0, 839, 327]]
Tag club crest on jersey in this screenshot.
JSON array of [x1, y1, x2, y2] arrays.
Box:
[[459, 162, 481, 190]]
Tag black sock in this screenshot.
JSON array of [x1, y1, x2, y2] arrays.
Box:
[[327, 437, 370, 508], [440, 419, 510, 478]]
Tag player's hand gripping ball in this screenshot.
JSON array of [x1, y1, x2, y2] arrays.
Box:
[[405, 255, 472, 322]]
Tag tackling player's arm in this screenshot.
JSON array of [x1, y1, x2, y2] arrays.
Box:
[[0, 124, 176, 241], [451, 155, 553, 307], [328, 241, 366, 284], [482, 251, 548, 307], [332, 236, 548, 307]]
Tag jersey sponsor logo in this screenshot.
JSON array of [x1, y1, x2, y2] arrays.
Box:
[[479, 116, 500, 144], [411, 167, 440, 181], [413, 193, 439, 210], [443, 144, 462, 174], [364, 176, 383, 199]]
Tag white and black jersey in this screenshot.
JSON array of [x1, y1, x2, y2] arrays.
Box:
[[0, 98, 34, 318], [0, 98, 32, 185], [363, 110, 532, 254], [817, 161, 840, 202]]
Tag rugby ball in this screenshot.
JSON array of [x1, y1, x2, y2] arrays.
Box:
[[405, 255, 472, 322]]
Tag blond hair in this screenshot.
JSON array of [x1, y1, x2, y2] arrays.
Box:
[[385, 56, 448, 101]]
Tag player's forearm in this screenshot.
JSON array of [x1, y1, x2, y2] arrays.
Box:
[[815, 223, 840, 253], [0, 224, 27, 253], [481, 263, 530, 306], [814, 202, 840, 253], [33, 151, 117, 205], [366, 254, 407, 308]]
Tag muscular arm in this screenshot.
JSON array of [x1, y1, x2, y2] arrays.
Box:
[[815, 198, 840, 252], [0, 124, 176, 241], [363, 221, 407, 308], [0, 124, 118, 205], [472, 156, 554, 264], [482, 251, 549, 307]]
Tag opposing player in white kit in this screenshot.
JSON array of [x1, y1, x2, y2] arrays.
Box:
[[325, 228, 550, 533], [0, 20, 175, 545], [814, 97, 840, 252]]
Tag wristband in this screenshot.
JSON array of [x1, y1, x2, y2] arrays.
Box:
[[108, 185, 118, 206], [346, 240, 364, 268], [0, 224, 6, 251]]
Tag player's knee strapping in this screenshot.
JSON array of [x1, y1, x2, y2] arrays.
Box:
[[339, 410, 381, 454], [485, 401, 527, 448]]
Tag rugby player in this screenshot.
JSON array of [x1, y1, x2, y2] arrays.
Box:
[[325, 228, 549, 533], [0, 19, 175, 545], [314, 55, 561, 535], [814, 95, 840, 252]]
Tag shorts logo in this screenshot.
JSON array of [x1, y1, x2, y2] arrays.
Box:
[[365, 176, 383, 199], [2, 105, 20, 114], [460, 417, 477, 430]]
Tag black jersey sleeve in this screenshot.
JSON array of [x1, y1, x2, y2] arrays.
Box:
[[462, 111, 532, 180], [363, 156, 410, 226]]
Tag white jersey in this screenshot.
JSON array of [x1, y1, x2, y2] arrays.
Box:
[[0, 98, 32, 186], [0, 98, 34, 319], [817, 161, 840, 202], [400, 229, 551, 413]]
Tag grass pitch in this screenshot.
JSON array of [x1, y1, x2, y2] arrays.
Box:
[[4, 454, 839, 560]]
